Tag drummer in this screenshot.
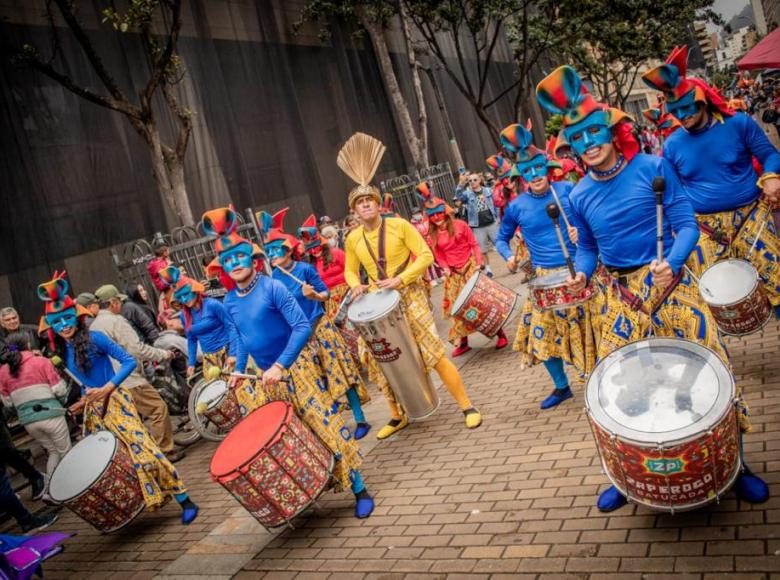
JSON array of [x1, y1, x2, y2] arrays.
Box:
[[202, 206, 375, 519], [642, 107, 681, 141], [37, 272, 199, 524], [340, 133, 482, 439], [642, 46, 780, 319], [259, 211, 372, 440], [415, 181, 509, 355], [494, 123, 595, 410], [536, 65, 769, 511]]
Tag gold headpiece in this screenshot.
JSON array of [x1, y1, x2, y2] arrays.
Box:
[[337, 132, 386, 208]]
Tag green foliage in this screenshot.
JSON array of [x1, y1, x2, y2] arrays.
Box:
[[294, 0, 397, 40], [544, 114, 563, 138]]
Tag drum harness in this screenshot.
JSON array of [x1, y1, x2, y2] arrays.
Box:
[[696, 199, 760, 250], [361, 218, 410, 283]]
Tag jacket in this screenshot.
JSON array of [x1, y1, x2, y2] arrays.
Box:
[[121, 301, 160, 344], [454, 185, 499, 227]]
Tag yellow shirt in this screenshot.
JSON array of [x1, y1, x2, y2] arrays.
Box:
[[344, 217, 433, 288]]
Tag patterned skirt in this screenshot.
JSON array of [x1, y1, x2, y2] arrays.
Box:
[[693, 200, 780, 307], [324, 282, 351, 321], [394, 280, 446, 371], [442, 258, 479, 344], [513, 265, 596, 376], [84, 387, 187, 510], [312, 318, 370, 403]]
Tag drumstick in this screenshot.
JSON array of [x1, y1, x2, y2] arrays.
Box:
[[653, 176, 665, 264], [546, 203, 576, 278], [683, 265, 715, 298], [549, 187, 572, 231], [276, 266, 306, 286], [226, 371, 290, 384], [746, 205, 770, 260]]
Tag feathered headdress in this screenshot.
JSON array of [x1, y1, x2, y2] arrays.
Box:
[[642, 107, 680, 136], [37, 271, 90, 333], [257, 207, 297, 252], [337, 133, 387, 208], [485, 154, 514, 178], [415, 182, 447, 216], [202, 205, 265, 290]]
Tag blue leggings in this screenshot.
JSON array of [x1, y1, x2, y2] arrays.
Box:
[[345, 386, 366, 423], [542, 357, 569, 390], [351, 470, 366, 494]]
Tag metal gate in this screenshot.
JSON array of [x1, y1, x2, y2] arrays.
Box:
[[380, 162, 456, 218]]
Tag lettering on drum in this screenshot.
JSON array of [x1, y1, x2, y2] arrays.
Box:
[[366, 338, 402, 363]]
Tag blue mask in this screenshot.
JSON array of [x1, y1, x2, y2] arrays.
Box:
[[218, 243, 254, 273], [46, 309, 78, 334], [173, 286, 197, 305], [666, 90, 699, 121], [516, 154, 549, 182], [563, 110, 612, 156], [265, 242, 289, 260]]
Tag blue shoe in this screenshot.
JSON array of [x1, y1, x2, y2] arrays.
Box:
[[774, 305, 780, 320], [355, 494, 375, 519], [354, 422, 372, 440], [597, 486, 627, 512], [735, 472, 769, 503], [181, 504, 199, 525], [540, 387, 573, 410]]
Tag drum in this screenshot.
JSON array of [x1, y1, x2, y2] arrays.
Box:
[[528, 269, 592, 311], [48, 431, 144, 533], [210, 401, 333, 529], [348, 289, 439, 419], [450, 271, 518, 337], [195, 379, 242, 432], [698, 258, 771, 336], [518, 258, 534, 281], [586, 338, 741, 513]]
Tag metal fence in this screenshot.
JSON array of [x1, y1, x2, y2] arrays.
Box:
[[380, 162, 457, 219], [109, 208, 262, 309]]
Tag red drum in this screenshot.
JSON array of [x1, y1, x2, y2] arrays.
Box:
[[586, 338, 741, 512], [450, 271, 518, 337], [48, 431, 145, 532], [528, 269, 592, 311], [698, 258, 771, 336], [337, 324, 361, 361], [210, 401, 333, 528], [195, 379, 242, 432]]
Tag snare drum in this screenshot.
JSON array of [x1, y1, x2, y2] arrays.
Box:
[[450, 271, 518, 337], [528, 269, 592, 311], [49, 431, 145, 532], [195, 379, 242, 432], [586, 338, 741, 512], [210, 401, 333, 529], [698, 259, 771, 336]]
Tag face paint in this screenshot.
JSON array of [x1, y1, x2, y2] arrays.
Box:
[[265, 243, 288, 260], [666, 90, 699, 121], [564, 110, 612, 156], [429, 212, 446, 225], [516, 154, 549, 182], [218, 243, 254, 273], [46, 309, 78, 334], [174, 285, 197, 306]]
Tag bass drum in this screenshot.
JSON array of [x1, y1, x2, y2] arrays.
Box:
[[188, 373, 237, 442]]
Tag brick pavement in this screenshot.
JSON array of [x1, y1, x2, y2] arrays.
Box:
[[5, 258, 780, 579]]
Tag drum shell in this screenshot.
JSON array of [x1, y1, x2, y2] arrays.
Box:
[[587, 406, 741, 512], [528, 270, 592, 311], [199, 383, 242, 431], [349, 295, 439, 420], [700, 260, 771, 336], [451, 271, 517, 337], [51, 433, 145, 533], [212, 403, 333, 528]]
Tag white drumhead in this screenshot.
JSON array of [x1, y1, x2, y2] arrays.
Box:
[[699, 259, 757, 306], [198, 380, 228, 409], [451, 272, 481, 314], [586, 338, 734, 444], [528, 268, 567, 289], [49, 431, 117, 502], [348, 289, 401, 324]]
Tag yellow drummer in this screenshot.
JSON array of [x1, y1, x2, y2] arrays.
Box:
[[340, 133, 482, 439]]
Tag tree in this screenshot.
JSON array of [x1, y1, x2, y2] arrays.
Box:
[[14, 0, 195, 225], [296, 1, 431, 170], [554, 0, 722, 109]]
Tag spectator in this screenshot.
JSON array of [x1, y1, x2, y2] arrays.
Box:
[[319, 215, 334, 231], [455, 172, 498, 277], [0, 308, 41, 353], [0, 333, 72, 484], [0, 412, 45, 500], [91, 285, 184, 462], [122, 284, 160, 344], [0, 467, 57, 532], [146, 239, 171, 292], [321, 224, 340, 249], [75, 293, 99, 317]]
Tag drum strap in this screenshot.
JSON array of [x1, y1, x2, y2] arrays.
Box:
[[697, 200, 760, 246], [362, 219, 411, 281], [611, 269, 684, 315]]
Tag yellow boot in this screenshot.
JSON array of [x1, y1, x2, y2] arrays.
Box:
[[463, 408, 482, 429], [376, 415, 409, 440]]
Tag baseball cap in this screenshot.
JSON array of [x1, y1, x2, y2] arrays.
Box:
[[95, 284, 128, 303], [76, 292, 98, 307]]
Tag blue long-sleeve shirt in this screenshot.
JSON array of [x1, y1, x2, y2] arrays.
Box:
[[569, 154, 699, 278], [222, 276, 313, 372], [181, 297, 237, 367], [496, 181, 576, 269], [271, 261, 329, 324], [663, 112, 780, 213], [64, 331, 137, 394]]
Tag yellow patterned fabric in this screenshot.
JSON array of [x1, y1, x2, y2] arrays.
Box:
[[693, 200, 780, 307], [228, 343, 363, 491], [312, 318, 369, 403], [513, 265, 596, 376], [357, 334, 398, 411], [84, 387, 186, 510], [324, 282, 351, 321], [202, 346, 228, 371], [441, 258, 479, 344]]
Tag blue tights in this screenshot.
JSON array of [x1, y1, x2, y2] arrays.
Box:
[[542, 357, 569, 390], [346, 386, 366, 424]]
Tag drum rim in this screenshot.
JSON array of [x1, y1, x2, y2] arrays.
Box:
[[198, 379, 229, 410], [585, 338, 735, 445], [450, 271, 482, 315], [48, 430, 118, 503], [527, 267, 571, 289], [699, 258, 760, 307], [347, 289, 401, 325]]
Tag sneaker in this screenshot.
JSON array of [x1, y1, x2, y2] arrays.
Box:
[[734, 472, 769, 503], [463, 408, 482, 429], [540, 387, 573, 410], [451, 344, 471, 357], [495, 335, 508, 349], [596, 486, 627, 512], [30, 473, 46, 501], [21, 512, 58, 533], [167, 447, 187, 463], [181, 503, 199, 525], [354, 493, 375, 519]]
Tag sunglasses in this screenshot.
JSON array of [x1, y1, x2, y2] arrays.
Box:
[[469, 178, 481, 183]]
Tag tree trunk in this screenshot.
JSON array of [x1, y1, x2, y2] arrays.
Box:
[[399, 3, 430, 169], [148, 126, 195, 226], [167, 159, 194, 226], [360, 13, 427, 170]]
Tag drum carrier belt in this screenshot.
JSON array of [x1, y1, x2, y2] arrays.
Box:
[[697, 200, 759, 246], [362, 218, 410, 282], [604, 265, 684, 315]]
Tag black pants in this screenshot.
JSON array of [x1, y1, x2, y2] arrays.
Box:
[[0, 466, 33, 525], [0, 415, 39, 482]]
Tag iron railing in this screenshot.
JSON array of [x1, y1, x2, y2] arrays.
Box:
[[380, 162, 456, 219]]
